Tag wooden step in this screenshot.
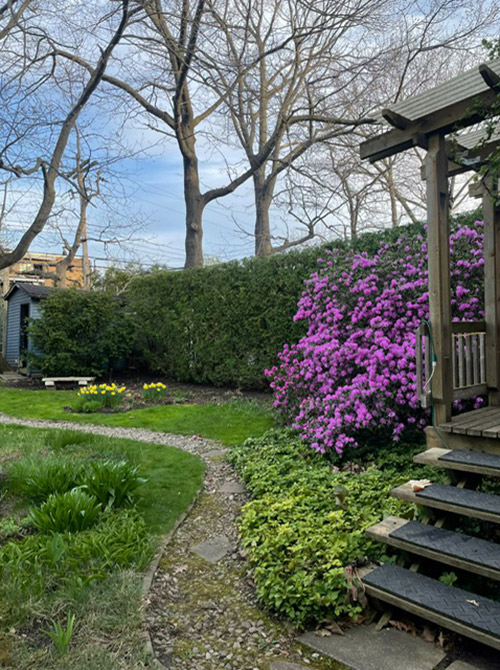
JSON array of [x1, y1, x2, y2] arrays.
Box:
[[363, 564, 500, 651], [392, 482, 500, 524], [366, 516, 500, 581], [414, 447, 500, 477]]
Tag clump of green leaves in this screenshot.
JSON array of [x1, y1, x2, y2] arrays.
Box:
[[8, 457, 85, 503], [82, 460, 146, 509], [439, 571, 458, 586], [42, 612, 75, 654], [29, 489, 101, 533], [230, 429, 434, 627]]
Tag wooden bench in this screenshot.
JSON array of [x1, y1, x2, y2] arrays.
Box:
[[42, 376, 95, 389]]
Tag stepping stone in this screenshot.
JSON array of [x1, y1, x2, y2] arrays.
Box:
[[219, 480, 245, 494], [191, 535, 233, 563], [271, 663, 314, 670], [299, 624, 445, 670], [205, 448, 227, 459]]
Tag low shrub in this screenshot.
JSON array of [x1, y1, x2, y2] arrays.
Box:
[[267, 219, 484, 454], [29, 489, 102, 533], [83, 460, 146, 509], [231, 430, 436, 627]]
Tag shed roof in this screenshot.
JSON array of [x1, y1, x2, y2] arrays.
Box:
[[4, 282, 52, 301]]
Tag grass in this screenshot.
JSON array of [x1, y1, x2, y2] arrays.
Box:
[[0, 424, 204, 668], [0, 387, 274, 445]]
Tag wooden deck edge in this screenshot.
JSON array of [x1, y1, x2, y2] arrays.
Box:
[[425, 427, 500, 455], [364, 583, 500, 651], [414, 448, 500, 477], [366, 516, 500, 582], [391, 483, 500, 525]]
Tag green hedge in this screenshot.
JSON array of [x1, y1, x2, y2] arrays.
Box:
[[129, 218, 468, 388], [29, 289, 134, 376]]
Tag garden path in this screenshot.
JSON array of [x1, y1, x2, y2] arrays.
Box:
[[0, 414, 343, 670]]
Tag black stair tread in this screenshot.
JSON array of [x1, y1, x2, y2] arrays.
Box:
[[439, 449, 500, 470], [363, 564, 500, 640], [416, 484, 500, 516], [390, 520, 500, 571]]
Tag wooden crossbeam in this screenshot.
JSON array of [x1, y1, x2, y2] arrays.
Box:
[[360, 63, 500, 163], [381, 108, 412, 130], [480, 64, 500, 90]]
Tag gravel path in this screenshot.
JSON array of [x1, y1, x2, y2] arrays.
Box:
[[0, 414, 344, 670]]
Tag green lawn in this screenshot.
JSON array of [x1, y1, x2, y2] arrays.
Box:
[[0, 424, 204, 668], [0, 387, 275, 445]]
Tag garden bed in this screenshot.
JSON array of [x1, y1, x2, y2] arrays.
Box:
[[0, 424, 204, 669], [230, 429, 440, 629]]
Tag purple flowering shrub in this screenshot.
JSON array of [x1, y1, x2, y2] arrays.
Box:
[[266, 221, 485, 455]]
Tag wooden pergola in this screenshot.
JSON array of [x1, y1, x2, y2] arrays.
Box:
[[359, 61, 500, 651], [360, 59, 500, 431]]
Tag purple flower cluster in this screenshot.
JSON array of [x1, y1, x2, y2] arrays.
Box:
[[266, 221, 485, 454]]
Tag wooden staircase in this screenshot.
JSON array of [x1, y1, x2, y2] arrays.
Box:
[[364, 445, 500, 651]]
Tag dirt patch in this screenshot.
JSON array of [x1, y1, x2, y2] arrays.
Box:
[[1, 374, 270, 406]]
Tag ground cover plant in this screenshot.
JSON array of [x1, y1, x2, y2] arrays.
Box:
[[0, 424, 204, 668], [0, 387, 274, 445], [230, 429, 440, 628], [267, 218, 485, 455]]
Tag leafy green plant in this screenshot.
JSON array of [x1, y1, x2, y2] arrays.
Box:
[[49, 430, 96, 450], [142, 382, 168, 403], [230, 429, 438, 627], [439, 571, 458, 586], [81, 460, 146, 509], [29, 489, 101, 533], [29, 288, 134, 377], [8, 457, 85, 503], [42, 612, 75, 654]]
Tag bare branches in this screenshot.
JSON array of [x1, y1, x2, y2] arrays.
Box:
[[0, 0, 130, 271]]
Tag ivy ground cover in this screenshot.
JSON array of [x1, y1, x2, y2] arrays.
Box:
[[0, 424, 204, 669], [267, 220, 484, 455], [231, 429, 440, 628]]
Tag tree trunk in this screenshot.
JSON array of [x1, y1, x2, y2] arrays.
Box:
[[387, 164, 399, 228], [254, 171, 274, 256], [183, 153, 204, 269]]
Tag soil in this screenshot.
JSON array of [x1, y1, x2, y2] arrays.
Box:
[[1, 373, 270, 406]]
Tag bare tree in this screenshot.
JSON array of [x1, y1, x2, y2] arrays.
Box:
[[271, 0, 499, 246], [56, 0, 293, 268], [0, 0, 130, 270], [203, 0, 387, 255]]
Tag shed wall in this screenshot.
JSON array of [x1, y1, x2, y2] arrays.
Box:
[[5, 290, 31, 366]]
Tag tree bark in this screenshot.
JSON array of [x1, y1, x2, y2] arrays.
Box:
[[254, 170, 274, 256], [183, 152, 204, 268]]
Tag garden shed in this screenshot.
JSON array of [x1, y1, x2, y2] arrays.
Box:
[[3, 282, 51, 372]]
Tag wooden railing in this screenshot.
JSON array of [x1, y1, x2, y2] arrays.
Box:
[[416, 321, 487, 407]]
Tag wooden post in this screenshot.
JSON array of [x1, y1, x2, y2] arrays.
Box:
[[483, 171, 500, 405], [426, 133, 452, 424]]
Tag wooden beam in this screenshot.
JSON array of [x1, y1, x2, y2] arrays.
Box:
[[426, 133, 453, 424], [480, 63, 500, 90], [360, 88, 500, 162], [483, 170, 500, 405], [469, 181, 483, 199], [381, 108, 412, 130]]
